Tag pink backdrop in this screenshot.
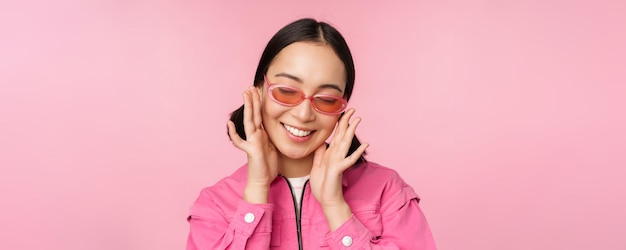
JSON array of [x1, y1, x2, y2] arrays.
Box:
[[1, 0, 625, 249]]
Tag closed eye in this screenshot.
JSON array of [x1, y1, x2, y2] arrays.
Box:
[[276, 86, 299, 95], [314, 96, 340, 104]]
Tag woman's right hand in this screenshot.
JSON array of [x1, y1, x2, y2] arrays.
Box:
[[227, 86, 278, 203]]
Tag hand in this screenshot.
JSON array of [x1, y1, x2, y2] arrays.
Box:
[[227, 86, 278, 203], [309, 109, 368, 230]]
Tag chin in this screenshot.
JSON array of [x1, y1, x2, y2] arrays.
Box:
[[278, 147, 311, 160], [275, 142, 317, 160]]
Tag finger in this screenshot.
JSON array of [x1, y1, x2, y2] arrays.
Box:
[[250, 86, 262, 128], [242, 90, 255, 135], [227, 120, 245, 149], [335, 110, 358, 150], [330, 116, 361, 152], [345, 143, 369, 166], [344, 116, 362, 141], [333, 109, 354, 144]]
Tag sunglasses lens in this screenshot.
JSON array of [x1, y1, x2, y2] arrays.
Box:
[[313, 96, 345, 114], [268, 84, 346, 114], [271, 86, 302, 105]]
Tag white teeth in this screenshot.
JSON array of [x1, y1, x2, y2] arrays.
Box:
[[283, 124, 312, 137]]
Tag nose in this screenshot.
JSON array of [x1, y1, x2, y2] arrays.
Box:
[[291, 98, 316, 122]]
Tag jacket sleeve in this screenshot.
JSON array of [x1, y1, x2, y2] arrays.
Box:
[[187, 189, 274, 250], [323, 179, 437, 249]]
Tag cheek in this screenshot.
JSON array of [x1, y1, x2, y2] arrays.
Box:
[[261, 99, 285, 121], [259, 99, 272, 121], [320, 116, 340, 131]]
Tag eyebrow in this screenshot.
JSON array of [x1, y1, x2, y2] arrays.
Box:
[[274, 72, 344, 93]]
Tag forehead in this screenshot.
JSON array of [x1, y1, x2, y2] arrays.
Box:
[[267, 42, 347, 90]]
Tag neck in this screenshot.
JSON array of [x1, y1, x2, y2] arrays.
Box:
[[278, 153, 314, 178]]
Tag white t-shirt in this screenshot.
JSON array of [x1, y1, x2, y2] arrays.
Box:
[[286, 175, 310, 214]]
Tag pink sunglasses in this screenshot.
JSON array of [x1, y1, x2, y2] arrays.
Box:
[[264, 76, 348, 115]]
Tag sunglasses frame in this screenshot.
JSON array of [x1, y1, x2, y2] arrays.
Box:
[[264, 76, 348, 115]]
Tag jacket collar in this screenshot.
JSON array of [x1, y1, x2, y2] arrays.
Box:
[[274, 172, 350, 187]]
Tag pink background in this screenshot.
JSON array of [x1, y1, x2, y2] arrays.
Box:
[[1, 0, 625, 249]]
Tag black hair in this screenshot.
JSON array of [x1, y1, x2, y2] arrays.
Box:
[[229, 18, 366, 164]]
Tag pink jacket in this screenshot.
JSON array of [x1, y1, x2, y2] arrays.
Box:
[[187, 161, 436, 249]]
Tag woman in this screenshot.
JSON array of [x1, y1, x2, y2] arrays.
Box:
[[187, 18, 436, 249]]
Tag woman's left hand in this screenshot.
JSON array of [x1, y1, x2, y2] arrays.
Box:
[[309, 108, 368, 230]]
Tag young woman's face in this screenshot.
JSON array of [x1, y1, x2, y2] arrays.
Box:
[[261, 42, 347, 160]]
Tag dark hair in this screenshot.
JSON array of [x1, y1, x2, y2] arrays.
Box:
[[229, 18, 366, 164]]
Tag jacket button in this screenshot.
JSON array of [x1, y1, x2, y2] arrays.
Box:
[[341, 235, 353, 247], [244, 212, 255, 223]]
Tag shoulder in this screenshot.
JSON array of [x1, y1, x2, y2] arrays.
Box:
[[344, 162, 419, 204], [345, 161, 406, 186], [192, 164, 248, 212], [200, 164, 248, 196]]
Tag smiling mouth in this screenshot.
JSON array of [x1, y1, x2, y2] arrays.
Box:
[[283, 123, 314, 137]]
